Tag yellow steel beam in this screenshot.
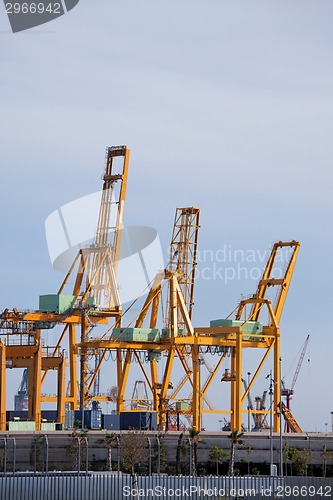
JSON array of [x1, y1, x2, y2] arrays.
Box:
[[57, 354, 66, 424], [110, 146, 129, 268], [41, 324, 68, 384], [159, 346, 175, 429], [32, 332, 42, 431], [117, 349, 132, 413], [192, 340, 201, 431], [6, 345, 36, 358], [134, 275, 165, 328], [116, 349, 123, 404], [230, 347, 237, 430], [169, 276, 179, 337], [150, 360, 159, 410], [58, 250, 81, 294], [234, 328, 243, 431], [150, 287, 161, 329], [1, 311, 110, 324], [201, 353, 225, 397], [42, 358, 63, 369], [80, 311, 89, 408], [174, 279, 194, 336], [79, 335, 274, 351], [73, 251, 86, 297], [241, 341, 275, 405], [202, 410, 232, 414], [273, 242, 300, 324], [274, 327, 281, 432], [169, 347, 193, 399], [87, 343, 117, 394], [68, 324, 78, 410]]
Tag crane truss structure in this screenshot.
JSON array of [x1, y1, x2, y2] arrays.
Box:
[[0, 146, 301, 434], [0, 146, 129, 430], [80, 239, 300, 432], [166, 207, 200, 329]]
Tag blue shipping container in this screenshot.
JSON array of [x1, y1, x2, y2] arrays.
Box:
[[102, 414, 120, 430], [65, 410, 75, 429], [7, 410, 59, 422], [120, 412, 157, 431], [74, 410, 102, 429]]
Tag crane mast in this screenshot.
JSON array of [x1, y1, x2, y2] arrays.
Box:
[[81, 146, 129, 406], [89, 145, 129, 310], [236, 241, 300, 324], [56, 146, 130, 410], [166, 207, 200, 332], [165, 208, 201, 428]]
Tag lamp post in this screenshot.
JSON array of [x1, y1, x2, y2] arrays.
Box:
[[279, 357, 283, 477], [266, 370, 276, 476], [147, 438, 152, 475], [269, 375, 273, 470], [325, 423, 328, 434], [331, 412, 333, 434], [247, 371, 251, 432]]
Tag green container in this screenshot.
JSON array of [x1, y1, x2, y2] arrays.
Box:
[[39, 294, 96, 314], [209, 319, 263, 335], [8, 421, 36, 431], [162, 328, 185, 338], [175, 402, 189, 412], [41, 422, 56, 431], [112, 328, 160, 342]]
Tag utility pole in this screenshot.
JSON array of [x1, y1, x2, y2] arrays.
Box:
[[247, 371, 251, 432], [266, 370, 277, 476], [279, 357, 283, 477]]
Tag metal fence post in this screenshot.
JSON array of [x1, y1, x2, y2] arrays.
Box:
[[147, 437, 152, 475], [84, 436, 88, 474], [12, 437, 16, 475], [156, 436, 160, 475], [188, 438, 192, 476], [116, 436, 120, 473], [44, 435, 49, 474], [2, 437, 7, 474], [77, 437, 80, 473]]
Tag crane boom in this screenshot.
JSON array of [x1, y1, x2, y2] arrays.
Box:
[[278, 402, 302, 433], [236, 241, 300, 324], [281, 334, 309, 432], [166, 207, 200, 330], [89, 145, 129, 310], [291, 334, 310, 391]]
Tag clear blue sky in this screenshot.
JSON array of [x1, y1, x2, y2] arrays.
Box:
[[1, 0, 332, 432]]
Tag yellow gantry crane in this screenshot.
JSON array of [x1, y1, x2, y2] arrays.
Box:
[[56, 145, 129, 410], [80, 235, 300, 431], [233, 240, 300, 431], [107, 207, 200, 427], [0, 146, 129, 430]]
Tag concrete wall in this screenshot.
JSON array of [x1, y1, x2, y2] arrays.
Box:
[[0, 431, 332, 472]]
